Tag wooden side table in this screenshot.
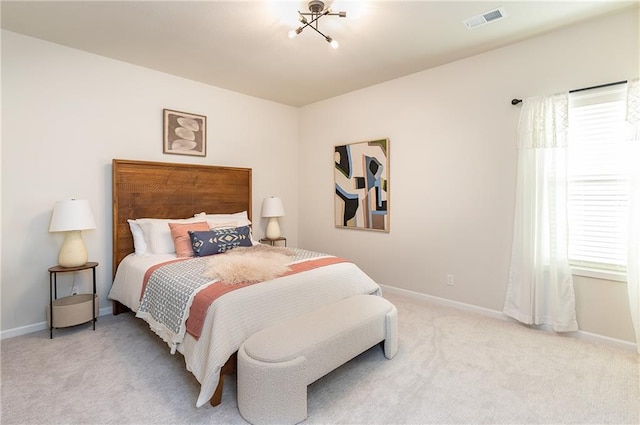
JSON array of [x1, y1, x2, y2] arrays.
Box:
[[48, 262, 98, 339], [259, 237, 287, 247]]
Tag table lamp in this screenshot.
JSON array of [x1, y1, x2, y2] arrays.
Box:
[[49, 199, 96, 267], [261, 196, 285, 240]]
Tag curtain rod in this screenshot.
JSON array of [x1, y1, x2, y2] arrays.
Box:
[[510, 80, 628, 105]]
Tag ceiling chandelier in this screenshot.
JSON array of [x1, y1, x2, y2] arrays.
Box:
[[288, 0, 347, 49]]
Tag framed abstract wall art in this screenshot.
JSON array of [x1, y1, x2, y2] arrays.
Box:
[[334, 138, 390, 232], [163, 109, 207, 157]]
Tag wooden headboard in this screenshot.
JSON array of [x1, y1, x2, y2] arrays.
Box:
[[112, 159, 252, 277]]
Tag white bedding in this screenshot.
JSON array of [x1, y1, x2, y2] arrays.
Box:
[[108, 251, 381, 407]]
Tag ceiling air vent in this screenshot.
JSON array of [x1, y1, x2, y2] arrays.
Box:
[[463, 7, 507, 29]]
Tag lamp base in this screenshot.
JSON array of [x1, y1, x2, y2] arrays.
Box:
[[58, 230, 88, 268], [265, 217, 281, 240]]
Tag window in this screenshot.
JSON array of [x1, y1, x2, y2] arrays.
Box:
[[567, 84, 631, 277]]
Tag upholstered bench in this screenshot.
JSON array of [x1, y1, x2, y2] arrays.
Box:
[[237, 294, 398, 425]]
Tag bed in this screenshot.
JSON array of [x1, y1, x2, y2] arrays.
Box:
[[108, 159, 381, 408]]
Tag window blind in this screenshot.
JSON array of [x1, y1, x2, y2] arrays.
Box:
[[567, 84, 630, 273]]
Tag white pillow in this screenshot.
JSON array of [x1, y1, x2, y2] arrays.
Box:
[[208, 220, 239, 229], [136, 217, 202, 255], [194, 211, 252, 227], [127, 219, 147, 255], [195, 211, 248, 218]]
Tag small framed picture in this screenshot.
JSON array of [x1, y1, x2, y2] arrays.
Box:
[[163, 109, 207, 157]]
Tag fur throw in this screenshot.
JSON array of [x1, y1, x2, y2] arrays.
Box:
[[202, 245, 295, 284]]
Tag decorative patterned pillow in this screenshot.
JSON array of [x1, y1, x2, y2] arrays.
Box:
[[189, 226, 253, 257], [169, 221, 210, 257]]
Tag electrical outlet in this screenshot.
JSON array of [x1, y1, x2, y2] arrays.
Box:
[[446, 274, 454, 286]]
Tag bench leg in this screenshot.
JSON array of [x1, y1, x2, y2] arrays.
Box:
[[238, 345, 307, 425], [384, 305, 399, 359]]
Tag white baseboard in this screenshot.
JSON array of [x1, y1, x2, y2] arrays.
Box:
[[0, 306, 113, 340], [3, 286, 637, 352], [573, 330, 638, 351], [380, 283, 638, 352]]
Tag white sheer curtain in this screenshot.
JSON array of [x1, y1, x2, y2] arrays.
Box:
[[626, 78, 640, 352], [504, 92, 578, 332]]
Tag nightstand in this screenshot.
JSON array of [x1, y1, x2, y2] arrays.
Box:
[[48, 262, 98, 339], [259, 237, 287, 247]]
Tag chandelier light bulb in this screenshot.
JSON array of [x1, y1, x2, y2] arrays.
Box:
[[289, 27, 303, 39], [327, 37, 339, 49]]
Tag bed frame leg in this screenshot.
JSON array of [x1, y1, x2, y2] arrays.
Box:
[[210, 375, 225, 407], [210, 352, 237, 407], [112, 300, 131, 315]]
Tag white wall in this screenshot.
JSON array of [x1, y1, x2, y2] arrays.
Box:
[[1, 30, 299, 336], [298, 8, 639, 343]]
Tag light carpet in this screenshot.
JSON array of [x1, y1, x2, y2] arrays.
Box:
[[1, 292, 638, 424]]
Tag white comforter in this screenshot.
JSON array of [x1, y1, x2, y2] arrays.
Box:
[[108, 251, 381, 407]]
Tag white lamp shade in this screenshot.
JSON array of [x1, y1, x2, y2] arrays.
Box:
[[49, 199, 96, 232], [49, 199, 96, 268], [261, 197, 285, 218]]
